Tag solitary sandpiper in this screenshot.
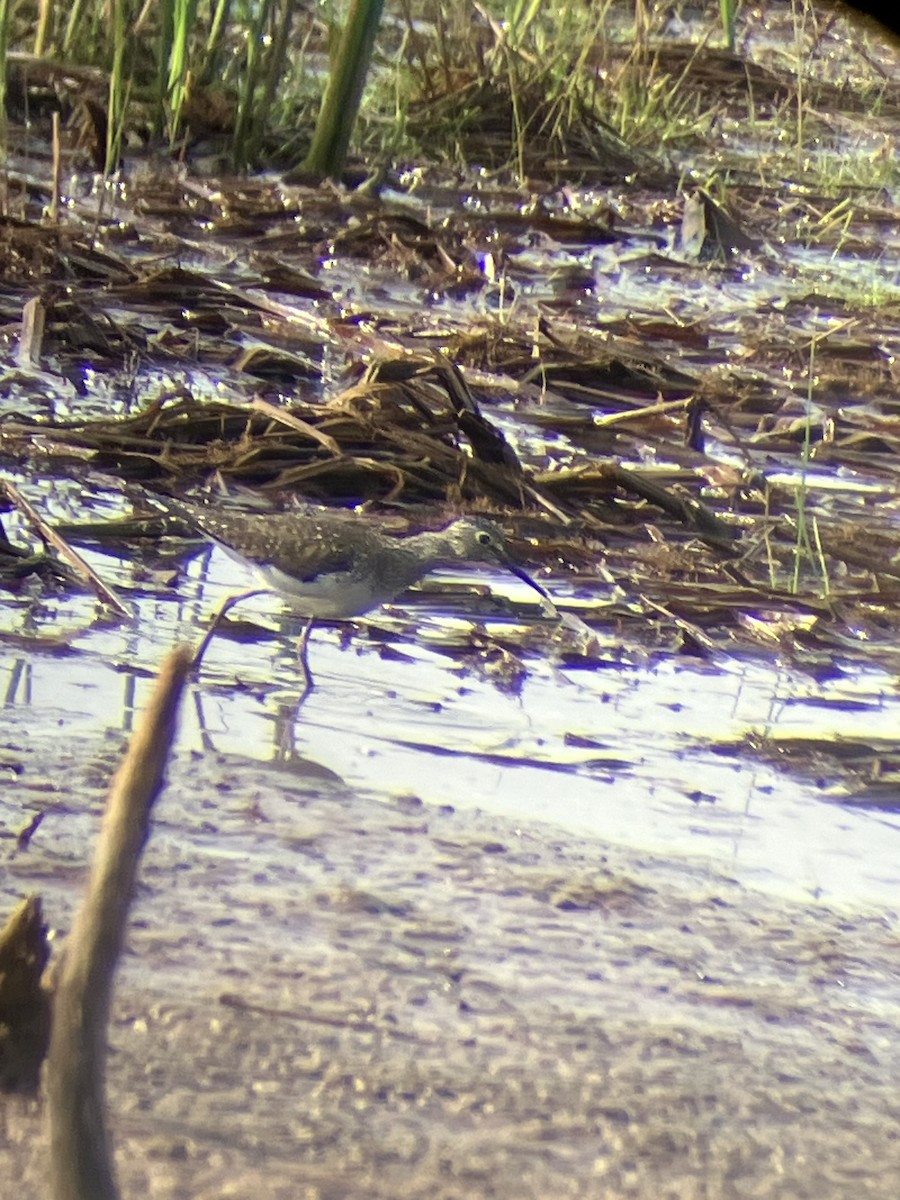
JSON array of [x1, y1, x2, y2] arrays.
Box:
[[158, 497, 554, 688]]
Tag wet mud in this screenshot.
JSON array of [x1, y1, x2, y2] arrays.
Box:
[[3, 724, 900, 1198]]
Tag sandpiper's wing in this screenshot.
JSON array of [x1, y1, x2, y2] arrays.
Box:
[[217, 515, 364, 581], [166, 500, 362, 581]]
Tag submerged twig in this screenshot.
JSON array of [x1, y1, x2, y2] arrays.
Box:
[[46, 645, 193, 1200]]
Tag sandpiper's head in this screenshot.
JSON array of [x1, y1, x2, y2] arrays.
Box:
[[442, 517, 513, 564], [441, 517, 550, 603]]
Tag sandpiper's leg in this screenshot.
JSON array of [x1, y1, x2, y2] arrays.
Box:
[[296, 617, 315, 696], [192, 588, 271, 669]]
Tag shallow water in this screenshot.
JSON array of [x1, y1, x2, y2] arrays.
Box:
[[3, 519, 900, 913]]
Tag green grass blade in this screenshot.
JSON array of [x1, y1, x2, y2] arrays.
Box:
[[303, 0, 385, 179]]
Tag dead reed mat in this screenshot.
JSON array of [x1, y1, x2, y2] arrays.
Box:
[[46, 646, 192, 1200]]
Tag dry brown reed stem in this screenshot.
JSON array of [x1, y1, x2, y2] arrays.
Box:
[[1, 480, 131, 618], [50, 110, 61, 225], [16, 296, 46, 367], [46, 645, 193, 1200]]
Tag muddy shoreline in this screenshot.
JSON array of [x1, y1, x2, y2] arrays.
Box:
[[3, 725, 900, 1198]]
